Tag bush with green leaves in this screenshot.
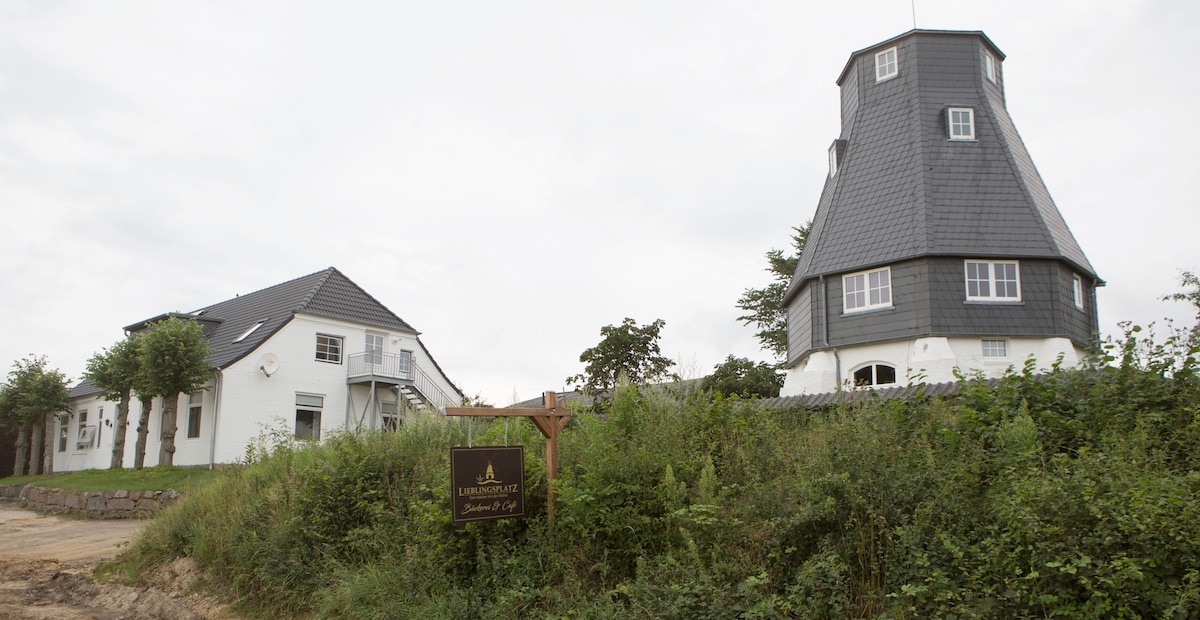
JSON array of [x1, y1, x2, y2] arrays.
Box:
[[125, 316, 1200, 618]]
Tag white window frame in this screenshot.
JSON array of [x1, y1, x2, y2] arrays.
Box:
[[843, 267, 892, 313], [984, 51, 997, 83], [875, 47, 898, 82], [315, 334, 343, 364], [965, 260, 1021, 301], [948, 107, 975, 140], [186, 392, 203, 439], [295, 393, 324, 441], [1072, 274, 1085, 310], [982, 339, 1008, 358], [828, 143, 839, 177], [852, 363, 898, 387]]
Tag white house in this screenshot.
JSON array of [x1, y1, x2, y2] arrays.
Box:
[[57, 267, 464, 471]]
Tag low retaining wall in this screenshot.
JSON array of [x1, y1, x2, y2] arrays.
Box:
[[0, 484, 180, 519]]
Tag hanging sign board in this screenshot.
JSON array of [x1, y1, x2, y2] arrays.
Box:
[[450, 446, 525, 523]]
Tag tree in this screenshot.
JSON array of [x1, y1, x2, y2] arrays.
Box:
[[84, 336, 142, 469], [567, 318, 676, 394], [702, 355, 784, 398], [737, 222, 810, 361], [0, 356, 70, 476], [136, 317, 213, 467]]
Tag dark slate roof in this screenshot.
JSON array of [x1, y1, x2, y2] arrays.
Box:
[[787, 30, 1098, 302], [69, 379, 102, 399], [127, 267, 419, 371]]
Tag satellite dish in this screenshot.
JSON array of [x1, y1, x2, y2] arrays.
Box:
[[259, 353, 280, 377]]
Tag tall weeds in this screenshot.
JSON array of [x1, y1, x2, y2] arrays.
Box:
[[127, 324, 1200, 618]]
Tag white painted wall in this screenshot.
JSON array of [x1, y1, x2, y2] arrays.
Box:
[[781, 336, 1089, 396]]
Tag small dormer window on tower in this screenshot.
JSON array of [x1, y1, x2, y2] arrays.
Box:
[[948, 107, 975, 140], [875, 47, 898, 82], [827, 139, 846, 178], [984, 51, 997, 83]]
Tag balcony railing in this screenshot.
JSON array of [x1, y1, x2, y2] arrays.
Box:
[[346, 352, 459, 410], [348, 351, 411, 382]]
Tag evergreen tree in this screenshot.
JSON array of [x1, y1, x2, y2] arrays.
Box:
[[737, 222, 810, 360]]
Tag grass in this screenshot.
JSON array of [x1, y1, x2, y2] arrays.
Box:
[[0, 465, 222, 494]]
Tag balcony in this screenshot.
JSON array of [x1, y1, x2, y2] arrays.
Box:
[[346, 351, 458, 410], [348, 351, 412, 384]]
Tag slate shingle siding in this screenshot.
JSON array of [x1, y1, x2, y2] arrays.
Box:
[[784, 30, 1101, 367], [786, 286, 814, 365]]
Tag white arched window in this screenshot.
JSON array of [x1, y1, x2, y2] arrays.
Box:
[[852, 364, 897, 387]]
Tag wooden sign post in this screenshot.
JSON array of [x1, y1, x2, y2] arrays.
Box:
[[444, 391, 571, 525]]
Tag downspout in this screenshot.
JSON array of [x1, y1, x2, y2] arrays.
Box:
[[820, 274, 843, 387], [208, 372, 222, 470]]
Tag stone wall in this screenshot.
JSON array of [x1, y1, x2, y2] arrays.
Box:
[[0, 484, 180, 519]]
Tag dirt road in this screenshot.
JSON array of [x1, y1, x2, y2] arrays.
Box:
[[0, 506, 239, 619]]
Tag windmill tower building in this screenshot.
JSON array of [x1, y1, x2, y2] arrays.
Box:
[[781, 30, 1102, 395]]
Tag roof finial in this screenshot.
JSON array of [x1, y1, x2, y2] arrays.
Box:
[[910, 0, 917, 29]]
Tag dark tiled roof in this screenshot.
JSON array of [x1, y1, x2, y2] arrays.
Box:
[[128, 267, 419, 370], [69, 379, 102, 399], [788, 30, 1098, 302]]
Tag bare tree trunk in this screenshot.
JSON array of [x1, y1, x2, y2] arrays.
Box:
[[29, 417, 44, 476], [13, 424, 30, 477], [42, 412, 54, 474], [134, 395, 152, 470], [159, 391, 179, 467], [110, 389, 131, 470]]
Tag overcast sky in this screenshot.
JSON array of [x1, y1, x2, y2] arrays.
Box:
[[2, 1, 1197, 406]]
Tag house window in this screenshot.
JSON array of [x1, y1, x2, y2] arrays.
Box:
[[984, 51, 997, 83], [948, 107, 975, 140], [58, 420, 68, 452], [234, 320, 266, 343], [982, 339, 1007, 358], [844, 267, 892, 313], [77, 409, 88, 439], [875, 47, 898, 82], [853, 364, 897, 387], [965, 261, 1020, 301], [1072, 274, 1085, 310], [186, 392, 203, 439], [315, 334, 343, 364], [296, 393, 324, 441], [828, 143, 839, 177]]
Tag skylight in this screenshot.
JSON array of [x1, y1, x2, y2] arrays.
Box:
[[234, 320, 266, 343]]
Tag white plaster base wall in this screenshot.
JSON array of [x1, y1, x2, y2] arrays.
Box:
[[781, 336, 1088, 396]]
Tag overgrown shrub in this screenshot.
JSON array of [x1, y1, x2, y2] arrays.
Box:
[[125, 321, 1200, 618]]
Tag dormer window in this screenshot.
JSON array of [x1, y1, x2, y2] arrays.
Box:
[[875, 47, 898, 82], [827, 139, 846, 178], [948, 107, 975, 140], [1072, 274, 1085, 310], [984, 51, 997, 83]]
